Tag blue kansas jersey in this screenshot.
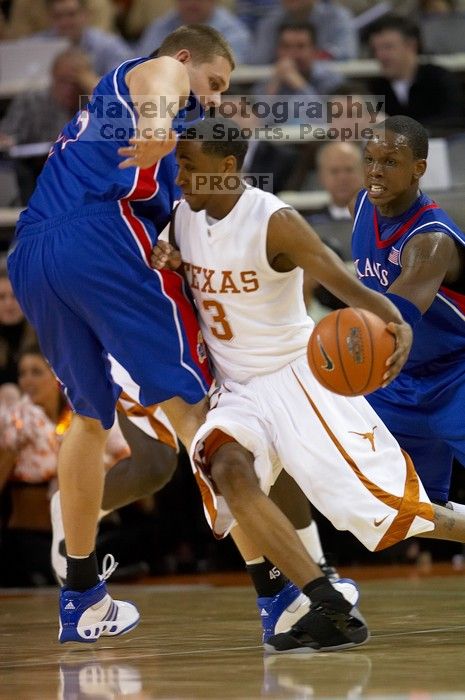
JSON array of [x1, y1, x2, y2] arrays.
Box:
[[9, 56, 211, 429], [17, 57, 201, 245], [352, 189, 465, 374]]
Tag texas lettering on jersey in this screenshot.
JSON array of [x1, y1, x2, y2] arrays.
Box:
[[183, 263, 259, 294]]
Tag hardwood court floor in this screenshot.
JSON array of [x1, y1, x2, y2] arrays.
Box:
[[1, 575, 465, 699]]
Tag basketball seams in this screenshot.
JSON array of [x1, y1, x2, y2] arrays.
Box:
[[358, 309, 374, 394], [336, 309, 355, 394], [308, 308, 394, 397]]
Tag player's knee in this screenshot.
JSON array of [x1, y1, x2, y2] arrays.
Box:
[[210, 443, 257, 501], [70, 413, 108, 440], [138, 443, 177, 493]]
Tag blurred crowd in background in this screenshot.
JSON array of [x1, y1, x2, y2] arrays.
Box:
[[1, 0, 465, 586]]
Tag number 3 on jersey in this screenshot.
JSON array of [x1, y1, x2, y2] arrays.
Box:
[[202, 300, 233, 341]]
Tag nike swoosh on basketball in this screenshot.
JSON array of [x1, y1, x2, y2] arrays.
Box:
[[317, 335, 334, 371], [374, 514, 389, 527]]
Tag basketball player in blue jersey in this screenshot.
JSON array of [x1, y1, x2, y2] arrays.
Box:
[[352, 115, 465, 511], [7, 24, 234, 643]]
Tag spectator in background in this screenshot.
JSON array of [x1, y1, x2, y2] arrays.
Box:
[[0, 345, 129, 587], [304, 142, 361, 320], [0, 255, 36, 385], [416, 0, 465, 54], [3, 0, 114, 39], [235, 0, 279, 32], [419, 0, 456, 14], [110, 0, 173, 44], [0, 347, 70, 586], [39, 0, 131, 75], [0, 48, 98, 203], [307, 141, 363, 225], [254, 22, 344, 103], [252, 0, 358, 64], [0, 48, 98, 148], [367, 15, 463, 132], [218, 93, 298, 193], [137, 0, 251, 64]]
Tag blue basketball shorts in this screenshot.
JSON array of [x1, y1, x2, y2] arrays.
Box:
[[8, 202, 212, 429], [367, 364, 465, 503]]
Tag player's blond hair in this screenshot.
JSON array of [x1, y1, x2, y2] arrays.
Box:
[[157, 24, 235, 70]]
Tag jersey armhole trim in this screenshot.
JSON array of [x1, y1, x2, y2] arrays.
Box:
[[398, 221, 464, 268], [352, 190, 368, 231]]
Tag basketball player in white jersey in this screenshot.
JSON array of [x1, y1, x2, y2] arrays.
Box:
[[153, 117, 465, 653]]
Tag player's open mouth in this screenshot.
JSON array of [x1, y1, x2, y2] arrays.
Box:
[[368, 184, 387, 196]]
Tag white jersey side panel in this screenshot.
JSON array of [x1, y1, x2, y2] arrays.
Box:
[[175, 187, 314, 383]]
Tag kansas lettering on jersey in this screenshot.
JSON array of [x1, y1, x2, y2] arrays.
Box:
[[173, 187, 313, 383], [352, 189, 465, 373], [17, 57, 200, 242]]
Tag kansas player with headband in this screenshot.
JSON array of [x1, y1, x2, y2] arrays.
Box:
[[7, 24, 234, 643], [352, 115, 465, 512]]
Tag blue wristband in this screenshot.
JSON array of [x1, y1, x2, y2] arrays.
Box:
[[385, 293, 422, 328]]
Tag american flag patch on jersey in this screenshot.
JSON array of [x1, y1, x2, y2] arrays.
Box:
[[388, 247, 400, 265]]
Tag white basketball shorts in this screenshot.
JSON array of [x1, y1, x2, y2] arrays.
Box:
[[191, 354, 435, 551], [110, 357, 178, 451]]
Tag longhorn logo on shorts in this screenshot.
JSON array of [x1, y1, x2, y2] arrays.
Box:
[[317, 335, 334, 371], [349, 426, 378, 452]]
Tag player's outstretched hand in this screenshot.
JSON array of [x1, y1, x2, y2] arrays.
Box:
[[151, 240, 182, 271], [383, 321, 413, 387], [118, 129, 177, 169]]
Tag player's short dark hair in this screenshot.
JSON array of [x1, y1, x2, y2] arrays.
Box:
[[155, 24, 235, 70], [367, 14, 421, 48], [180, 117, 249, 169], [375, 115, 429, 159], [277, 21, 316, 44]]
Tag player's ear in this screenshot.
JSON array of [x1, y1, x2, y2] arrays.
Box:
[[175, 49, 192, 64], [413, 158, 427, 180], [221, 155, 236, 173]]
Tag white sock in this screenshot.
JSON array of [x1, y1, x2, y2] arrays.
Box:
[[298, 522, 325, 565], [245, 556, 265, 566], [448, 501, 465, 517]]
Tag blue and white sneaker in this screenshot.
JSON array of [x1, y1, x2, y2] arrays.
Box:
[[257, 582, 310, 643], [257, 579, 360, 644], [58, 555, 140, 644]]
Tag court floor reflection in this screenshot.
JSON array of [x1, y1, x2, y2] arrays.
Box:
[[1, 576, 465, 699]]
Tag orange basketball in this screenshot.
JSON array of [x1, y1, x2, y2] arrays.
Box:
[[307, 308, 396, 396]]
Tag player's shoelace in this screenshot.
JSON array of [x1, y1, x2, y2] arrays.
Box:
[[98, 554, 119, 582]]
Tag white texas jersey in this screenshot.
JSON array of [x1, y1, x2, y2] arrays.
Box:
[[173, 186, 314, 383]]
